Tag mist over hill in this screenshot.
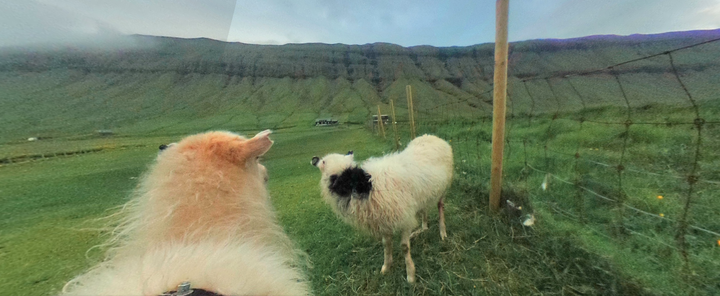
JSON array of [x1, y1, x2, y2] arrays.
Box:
[[1, 29, 719, 142]]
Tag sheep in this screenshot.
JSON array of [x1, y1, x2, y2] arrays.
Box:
[[311, 134, 453, 283], [61, 130, 310, 296]]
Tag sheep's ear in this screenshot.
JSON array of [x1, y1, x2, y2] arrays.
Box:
[[346, 151, 353, 155], [311, 156, 320, 166], [159, 143, 175, 151], [243, 130, 273, 158]]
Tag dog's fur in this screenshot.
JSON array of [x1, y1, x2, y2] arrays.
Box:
[[61, 130, 309, 296]]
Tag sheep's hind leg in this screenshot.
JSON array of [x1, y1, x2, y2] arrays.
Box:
[[438, 195, 447, 240], [410, 210, 428, 238], [381, 233, 393, 274], [401, 229, 416, 283], [420, 209, 428, 231]]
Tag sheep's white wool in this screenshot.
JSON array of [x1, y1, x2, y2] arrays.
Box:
[[317, 134, 453, 237], [314, 134, 452, 283]]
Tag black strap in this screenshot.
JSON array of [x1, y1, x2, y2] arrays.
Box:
[[160, 288, 223, 296]]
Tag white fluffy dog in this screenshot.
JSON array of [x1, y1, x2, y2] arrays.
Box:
[[61, 130, 309, 296]]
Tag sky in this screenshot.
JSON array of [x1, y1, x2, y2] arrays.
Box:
[[0, 0, 719, 48]]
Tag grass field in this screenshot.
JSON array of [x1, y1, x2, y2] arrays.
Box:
[[3, 103, 718, 295], [410, 104, 720, 295]]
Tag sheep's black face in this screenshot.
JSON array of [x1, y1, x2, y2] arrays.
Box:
[[328, 167, 372, 200]]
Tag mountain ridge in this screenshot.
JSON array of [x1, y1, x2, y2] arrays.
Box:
[[0, 29, 718, 142], [3, 29, 719, 78]]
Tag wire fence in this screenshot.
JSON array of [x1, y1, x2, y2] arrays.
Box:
[[379, 36, 720, 293]]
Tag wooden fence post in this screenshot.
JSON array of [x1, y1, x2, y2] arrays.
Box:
[[390, 99, 400, 149], [406, 85, 416, 139], [490, 0, 510, 212], [377, 105, 386, 139]]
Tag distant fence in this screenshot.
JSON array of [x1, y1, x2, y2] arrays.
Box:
[[381, 36, 720, 293]]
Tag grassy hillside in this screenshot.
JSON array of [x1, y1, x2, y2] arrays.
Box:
[[1, 30, 719, 144]]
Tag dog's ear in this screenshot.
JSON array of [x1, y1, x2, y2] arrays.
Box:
[[242, 129, 273, 159]]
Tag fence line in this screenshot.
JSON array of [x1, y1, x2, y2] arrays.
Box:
[[510, 35, 720, 287], [387, 33, 720, 293]]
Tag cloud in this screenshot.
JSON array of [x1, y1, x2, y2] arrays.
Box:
[[510, 0, 720, 41], [227, 0, 495, 46], [696, 2, 720, 28], [0, 0, 123, 47], [18, 0, 237, 42], [0, 0, 717, 48]]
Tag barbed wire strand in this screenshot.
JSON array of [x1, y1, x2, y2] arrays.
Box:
[[525, 163, 720, 238], [668, 51, 704, 271], [506, 35, 720, 284], [566, 77, 588, 222], [521, 36, 720, 82]]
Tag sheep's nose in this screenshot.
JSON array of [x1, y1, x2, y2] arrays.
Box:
[[311, 156, 320, 166]]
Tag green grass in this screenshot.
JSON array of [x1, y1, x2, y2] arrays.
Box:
[[1, 99, 719, 296], [5, 117, 709, 296], [403, 104, 720, 295], [0, 146, 156, 295]]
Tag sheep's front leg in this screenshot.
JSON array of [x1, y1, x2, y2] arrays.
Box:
[[438, 195, 447, 240], [401, 229, 416, 283], [381, 233, 393, 274]]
